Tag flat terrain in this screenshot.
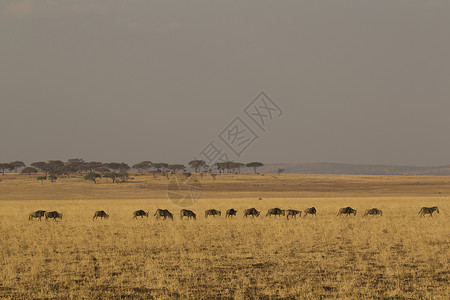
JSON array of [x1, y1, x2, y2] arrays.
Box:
[[0, 173, 449, 299]]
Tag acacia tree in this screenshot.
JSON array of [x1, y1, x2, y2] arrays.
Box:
[[10, 161, 25, 172], [103, 172, 118, 183], [44, 160, 65, 179], [105, 162, 130, 172], [60, 165, 78, 178], [84, 172, 101, 184], [47, 160, 64, 171], [141, 161, 153, 172], [230, 162, 245, 174], [39, 163, 52, 176], [119, 163, 130, 171], [216, 161, 242, 173], [152, 163, 168, 173], [168, 164, 185, 174], [95, 166, 110, 173], [0, 163, 12, 174], [82, 162, 103, 172], [132, 161, 152, 172], [246, 162, 264, 174], [66, 158, 85, 173], [188, 160, 207, 173], [31, 162, 47, 173], [105, 162, 121, 171], [7, 164, 15, 173], [21, 167, 38, 177]]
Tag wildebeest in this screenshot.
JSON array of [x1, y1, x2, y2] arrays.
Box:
[[93, 210, 109, 220], [180, 209, 196, 220], [303, 207, 317, 217], [363, 208, 382, 217], [418, 206, 439, 217], [133, 210, 149, 219], [154, 209, 173, 220], [266, 208, 285, 217], [244, 208, 260, 218], [337, 207, 357, 216], [286, 209, 301, 219], [226, 208, 237, 217], [45, 211, 62, 221], [29, 210, 46, 221], [205, 209, 221, 218]]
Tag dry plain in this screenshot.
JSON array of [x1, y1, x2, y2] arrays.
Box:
[[0, 173, 449, 299]]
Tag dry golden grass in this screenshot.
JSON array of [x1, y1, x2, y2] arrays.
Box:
[[0, 173, 449, 299]]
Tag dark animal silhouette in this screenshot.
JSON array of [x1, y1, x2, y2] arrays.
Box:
[[418, 206, 439, 217], [286, 209, 301, 219], [303, 207, 317, 217], [93, 210, 109, 220], [244, 208, 260, 218], [205, 209, 221, 218], [337, 207, 357, 216], [180, 209, 196, 220], [226, 208, 237, 217], [266, 208, 285, 217], [154, 209, 173, 220], [29, 210, 46, 221], [133, 210, 149, 219], [45, 211, 62, 221], [363, 208, 382, 217]]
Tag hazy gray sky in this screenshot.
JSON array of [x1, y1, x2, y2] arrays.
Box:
[[1, 0, 449, 166]]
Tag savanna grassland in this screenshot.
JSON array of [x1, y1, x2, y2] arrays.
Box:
[[0, 173, 449, 299]]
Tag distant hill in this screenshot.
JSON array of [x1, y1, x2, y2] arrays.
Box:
[[260, 162, 450, 176]]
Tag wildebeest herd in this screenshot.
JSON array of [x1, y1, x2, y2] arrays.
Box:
[[28, 210, 62, 221], [28, 206, 440, 221]]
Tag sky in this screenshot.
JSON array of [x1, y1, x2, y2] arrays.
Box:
[[1, 0, 449, 166]]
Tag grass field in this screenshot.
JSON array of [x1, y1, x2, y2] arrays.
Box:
[[0, 173, 449, 299]]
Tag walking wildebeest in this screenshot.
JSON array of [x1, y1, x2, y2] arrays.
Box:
[[363, 208, 382, 217], [93, 210, 109, 220], [45, 211, 62, 221], [180, 209, 196, 220], [154, 209, 173, 220], [205, 209, 221, 218], [286, 209, 301, 219], [226, 208, 237, 217], [303, 207, 317, 217], [133, 210, 149, 219], [337, 207, 357, 216], [244, 208, 260, 218], [266, 208, 285, 217], [418, 206, 439, 217], [29, 210, 46, 221]]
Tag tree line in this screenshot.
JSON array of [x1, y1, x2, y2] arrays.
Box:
[[0, 159, 266, 183]]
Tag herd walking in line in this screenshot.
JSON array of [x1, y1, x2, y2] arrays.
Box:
[[27, 206, 440, 221]]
